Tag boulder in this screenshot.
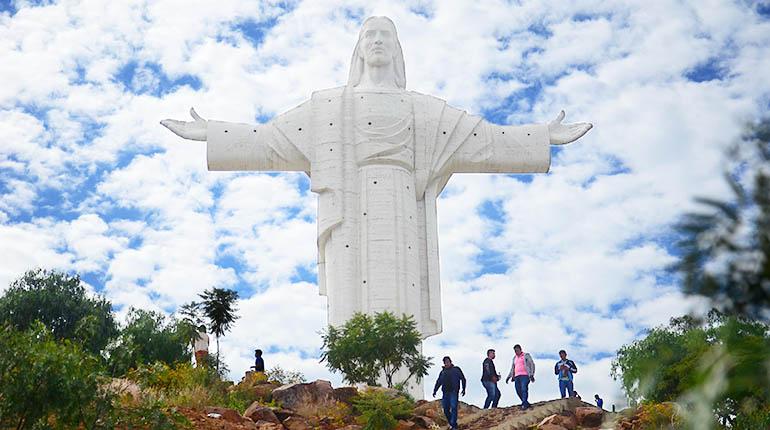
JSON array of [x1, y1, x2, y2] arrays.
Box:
[[273, 408, 297, 421], [538, 425, 568, 430], [333, 386, 359, 404], [254, 422, 284, 430], [412, 399, 480, 425], [396, 420, 416, 430], [272, 380, 334, 411], [411, 415, 437, 429], [575, 406, 603, 427], [204, 406, 244, 424], [538, 413, 577, 430], [282, 416, 312, 430], [243, 402, 281, 424]]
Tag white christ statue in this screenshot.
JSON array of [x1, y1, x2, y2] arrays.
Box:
[[162, 16, 591, 394]]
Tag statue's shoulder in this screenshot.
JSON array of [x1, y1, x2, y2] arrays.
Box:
[[407, 90, 447, 105], [311, 86, 346, 100]]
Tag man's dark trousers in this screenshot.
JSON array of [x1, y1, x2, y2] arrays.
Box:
[[482, 380, 501, 408], [514, 375, 531, 408], [559, 379, 574, 398], [441, 390, 459, 429]]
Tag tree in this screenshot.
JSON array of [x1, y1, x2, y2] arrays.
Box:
[[320, 311, 431, 388], [0, 323, 113, 430], [198, 287, 240, 371], [671, 118, 770, 320], [611, 311, 770, 426], [0, 268, 117, 356], [107, 308, 191, 376]]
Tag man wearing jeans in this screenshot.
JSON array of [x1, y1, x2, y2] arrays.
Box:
[[505, 344, 536, 410], [481, 349, 501, 408], [554, 349, 578, 398], [433, 356, 466, 430]]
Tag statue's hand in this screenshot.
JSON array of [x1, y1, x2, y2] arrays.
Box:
[[548, 110, 592, 145], [160, 108, 207, 141]]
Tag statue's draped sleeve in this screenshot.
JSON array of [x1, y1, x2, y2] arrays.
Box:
[[410, 92, 551, 338], [206, 101, 313, 172]]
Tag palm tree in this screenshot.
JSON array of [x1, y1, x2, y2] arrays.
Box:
[[198, 287, 240, 371]]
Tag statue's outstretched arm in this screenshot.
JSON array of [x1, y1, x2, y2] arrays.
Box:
[[444, 109, 592, 175], [547, 110, 592, 145], [160, 103, 312, 172], [161, 108, 207, 141]]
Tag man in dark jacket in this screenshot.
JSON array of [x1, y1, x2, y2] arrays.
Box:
[[433, 356, 466, 430], [481, 349, 501, 408], [554, 349, 577, 398]]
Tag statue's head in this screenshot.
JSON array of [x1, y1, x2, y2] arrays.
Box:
[[348, 16, 406, 89]]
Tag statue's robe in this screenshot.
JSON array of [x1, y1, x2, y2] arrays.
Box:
[[206, 86, 550, 339]]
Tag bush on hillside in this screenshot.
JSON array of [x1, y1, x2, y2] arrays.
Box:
[[0, 268, 117, 355], [352, 388, 413, 430], [107, 308, 192, 376], [0, 323, 113, 429], [266, 365, 307, 385]]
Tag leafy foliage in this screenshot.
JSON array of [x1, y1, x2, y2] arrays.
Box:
[[0, 268, 118, 355], [107, 308, 192, 376], [265, 365, 307, 385], [352, 389, 413, 430], [671, 118, 770, 320], [634, 402, 683, 430], [611, 311, 770, 425], [197, 287, 239, 370], [321, 311, 431, 387], [0, 323, 113, 430]]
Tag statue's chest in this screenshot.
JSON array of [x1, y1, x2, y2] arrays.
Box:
[[353, 92, 414, 167]]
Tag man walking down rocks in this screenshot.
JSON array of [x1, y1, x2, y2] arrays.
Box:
[[433, 356, 466, 430], [505, 344, 535, 410], [481, 349, 501, 408], [554, 349, 578, 398]]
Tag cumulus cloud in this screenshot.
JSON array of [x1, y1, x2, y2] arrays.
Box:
[[2, 0, 769, 408]]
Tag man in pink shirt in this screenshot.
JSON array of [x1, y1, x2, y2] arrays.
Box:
[[505, 344, 536, 409]]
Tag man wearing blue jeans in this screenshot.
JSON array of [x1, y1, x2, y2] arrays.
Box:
[[505, 344, 536, 410], [433, 356, 466, 430], [554, 349, 578, 398], [481, 349, 501, 408]]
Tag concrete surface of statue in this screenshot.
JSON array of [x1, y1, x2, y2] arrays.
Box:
[[161, 16, 592, 396]]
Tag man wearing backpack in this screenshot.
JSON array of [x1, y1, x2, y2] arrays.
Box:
[[433, 356, 466, 430]]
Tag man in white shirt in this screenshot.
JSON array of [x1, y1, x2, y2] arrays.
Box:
[[193, 325, 210, 367]]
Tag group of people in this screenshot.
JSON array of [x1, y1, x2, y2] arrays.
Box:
[[432, 345, 603, 430]]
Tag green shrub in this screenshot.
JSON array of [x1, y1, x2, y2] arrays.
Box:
[[732, 406, 770, 430], [110, 394, 190, 430], [0, 323, 112, 429], [0, 268, 117, 356], [265, 365, 306, 385], [352, 389, 413, 430], [636, 402, 683, 430], [107, 308, 192, 376]]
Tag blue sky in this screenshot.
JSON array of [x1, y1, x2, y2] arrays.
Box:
[[2, 0, 769, 408]]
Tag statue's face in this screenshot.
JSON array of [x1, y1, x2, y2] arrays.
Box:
[[359, 18, 395, 67]]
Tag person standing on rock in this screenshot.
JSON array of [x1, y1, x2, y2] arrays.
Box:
[[554, 349, 578, 398], [595, 394, 604, 409], [193, 325, 210, 367], [432, 356, 466, 430], [481, 349, 501, 409], [505, 344, 535, 410], [251, 349, 265, 373]]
